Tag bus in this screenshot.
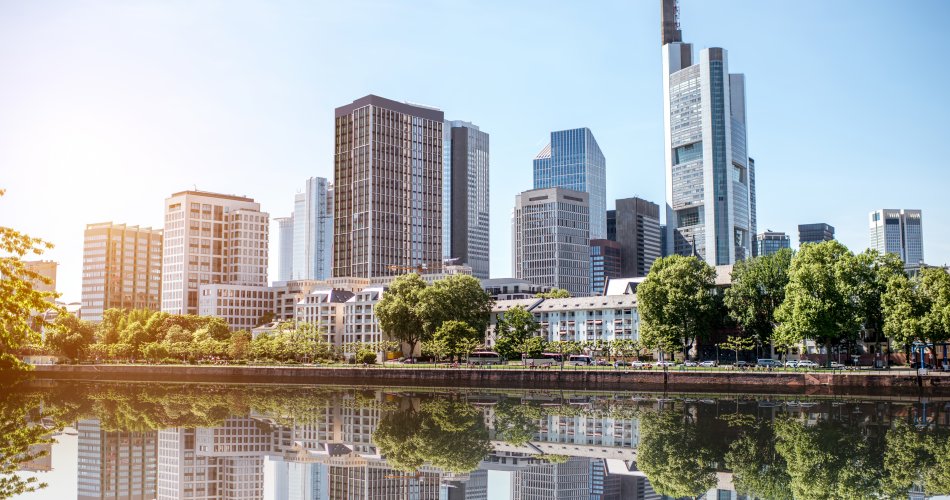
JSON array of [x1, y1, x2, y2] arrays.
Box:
[[524, 353, 565, 367], [467, 351, 504, 366]]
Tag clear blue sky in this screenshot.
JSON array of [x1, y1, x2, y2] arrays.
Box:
[[1, 0, 948, 303]]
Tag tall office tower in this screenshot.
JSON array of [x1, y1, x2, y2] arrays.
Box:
[[512, 187, 590, 297], [755, 230, 791, 257], [749, 157, 758, 255], [662, 0, 755, 265], [334, 95, 444, 278], [659, 224, 668, 257], [606, 210, 617, 242], [533, 128, 607, 239], [77, 419, 158, 500], [614, 197, 662, 277], [275, 216, 294, 282], [590, 239, 622, 295], [161, 191, 269, 315], [869, 209, 924, 271], [798, 223, 835, 246], [81, 223, 163, 322], [443, 120, 490, 279], [292, 177, 333, 281]]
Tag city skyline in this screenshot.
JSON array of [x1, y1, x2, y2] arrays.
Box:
[[2, 0, 949, 302]]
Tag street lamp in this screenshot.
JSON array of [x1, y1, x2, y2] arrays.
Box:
[[912, 340, 932, 375]]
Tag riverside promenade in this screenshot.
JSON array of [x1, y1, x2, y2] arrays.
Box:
[[28, 364, 950, 395]]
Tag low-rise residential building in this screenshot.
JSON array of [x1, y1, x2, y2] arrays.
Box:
[[481, 278, 551, 300], [487, 295, 639, 346], [198, 284, 275, 331], [343, 285, 386, 345], [294, 288, 354, 346]]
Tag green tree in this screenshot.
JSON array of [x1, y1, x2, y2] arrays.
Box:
[[723, 248, 792, 354], [0, 193, 59, 370], [203, 317, 231, 341], [637, 255, 716, 359], [637, 409, 718, 497], [418, 275, 493, 341], [97, 309, 126, 345], [918, 267, 950, 345], [119, 321, 149, 355], [493, 305, 538, 360], [522, 336, 547, 359], [725, 424, 792, 500], [718, 335, 757, 366], [228, 330, 252, 360], [882, 273, 926, 348], [852, 249, 906, 344], [536, 288, 570, 299], [141, 342, 169, 362], [432, 320, 480, 362], [492, 399, 544, 446], [375, 274, 428, 360], [44, 312, 96, 361], [774, 241, 862, 366]]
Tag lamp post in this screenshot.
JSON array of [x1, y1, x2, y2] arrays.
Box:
[[912, 340, 932, 375]]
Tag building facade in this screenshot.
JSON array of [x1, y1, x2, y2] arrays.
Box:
[[22, 260, 57, 294], [481, 278, 552, 301], [589, 239, 622, 296], [293, 177, 333, 281], [487, 295, 639, 347], [294, 287, 354, 347], [198, 284, 275, 331], [613, 197, 662, 277], [77, 419, 158, 500], [512, 187, 591, 297], [275, 216, 294, 282], [443, 120, 490, 279], [533, 128, 607, 240], [662, 0, 755, 265], [342, 285, 386, 346], [869, 209, 924, 271], [161, 191, 269, 316], [333, 95, 444, 278], [798, 222, 835, 246], [81, 223, 163, 322], [755, 230, 791, 257]]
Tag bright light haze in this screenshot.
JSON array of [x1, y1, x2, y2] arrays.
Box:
[[2, 0, 948, 303]]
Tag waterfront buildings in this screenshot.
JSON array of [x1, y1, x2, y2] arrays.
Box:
[[798, 222, 835, 245], [487, 294, 639, 345], [590, 239, 623, 296], [81, 222, 163, 322], [869, 209, 924, 271], [662, 0, 756, 265], [533, 128, 607, 239], [22, 260, 57, 294], [77, 419, 157, 500], [161, 190, 269, 317], [342, 285, 386, 345], [333, 95, 444, 278], [294, 287, 354, 346], [612, 197, 662, 277], [197, 284, 276, 331], [443, 120, 490, 279], [512, 187, 591, 297], [275, 216, 294, 282], [755, 230, 791, 257], [293, 177, 333, 281]]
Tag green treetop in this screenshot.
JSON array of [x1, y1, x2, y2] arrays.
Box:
[[637, 255, 716, 359]]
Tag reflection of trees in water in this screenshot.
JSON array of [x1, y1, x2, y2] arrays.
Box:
[[637, 409, 718, 498], [0, 387, 61, 498], [373, 397, 491, 473]]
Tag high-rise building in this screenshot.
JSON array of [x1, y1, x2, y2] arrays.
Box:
[[798, 223, 835, 246], [869, 209, 924, 271], [293, 177, 333, 281], [22, 260, 57, 294], [81, 223, 163, 322], [275, 216, 294, 282], [590, 239, 622, 296], [749, 157, 758, 255], [606, 210, 617, 242], [161, 191, 268, 316], [533, 128, 607, 239], [443, 120, 490, 279], [333, 95, 444, 278], [77, 419, 158, 500], [755, 230, 791, 257], [613, 197, 662, 277], [662, 0, 755, 265], [512, 187, 590, 297]]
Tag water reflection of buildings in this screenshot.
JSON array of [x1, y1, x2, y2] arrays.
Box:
[[77, 419, 157, 500]]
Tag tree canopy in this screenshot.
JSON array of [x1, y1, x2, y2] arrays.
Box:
[[637, 255, 716, 358], [723, 248, 792, 348], [493, 305, 539, 360]]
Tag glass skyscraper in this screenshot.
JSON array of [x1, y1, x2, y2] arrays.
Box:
[[533, 128, 607, 239], [755, 230, 791, 257], [869, 209, 924, 271], [662, 0, 755, 266], [293, 177, 333, 281]]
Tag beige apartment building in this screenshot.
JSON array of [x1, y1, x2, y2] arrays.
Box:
[[80, 223, 163, 322]]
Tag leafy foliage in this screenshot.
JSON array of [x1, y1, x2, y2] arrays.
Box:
[[723, 248, 792, 348], [493, 306, 539, 360], [637, 255, 716, 357], [535, 288, 570, 299], [636, 409, 718, 497]]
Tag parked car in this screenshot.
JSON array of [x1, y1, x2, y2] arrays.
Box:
[[629, 361, 652, 368], [683, 361, 698, 367], [613, 360, 629, 367], [699, 360, 718, 367], [785, 360, 799, 368], [756, 359, 782, 368], [829, 361, 845, 369], [735, 361, 751, 368], [594, 359, 609, 366], [655, 361, 676, 368], [797, 360, 819, 369]]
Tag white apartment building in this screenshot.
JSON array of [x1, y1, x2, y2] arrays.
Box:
[[294, 288, 354, 347], [161, 190, 269, 316], [488, 295, 639, 345], [342, 285, 386, 345], [198, 284, 275, 331]]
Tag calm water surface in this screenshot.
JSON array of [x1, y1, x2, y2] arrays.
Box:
[[5, 381, 950, 499]]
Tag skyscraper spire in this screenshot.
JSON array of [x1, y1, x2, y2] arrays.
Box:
[[661, 0, 682, 45]]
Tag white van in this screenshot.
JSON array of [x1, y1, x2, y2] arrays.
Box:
[[568, 355, 593, 366], [467, 351, 504, 366]]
